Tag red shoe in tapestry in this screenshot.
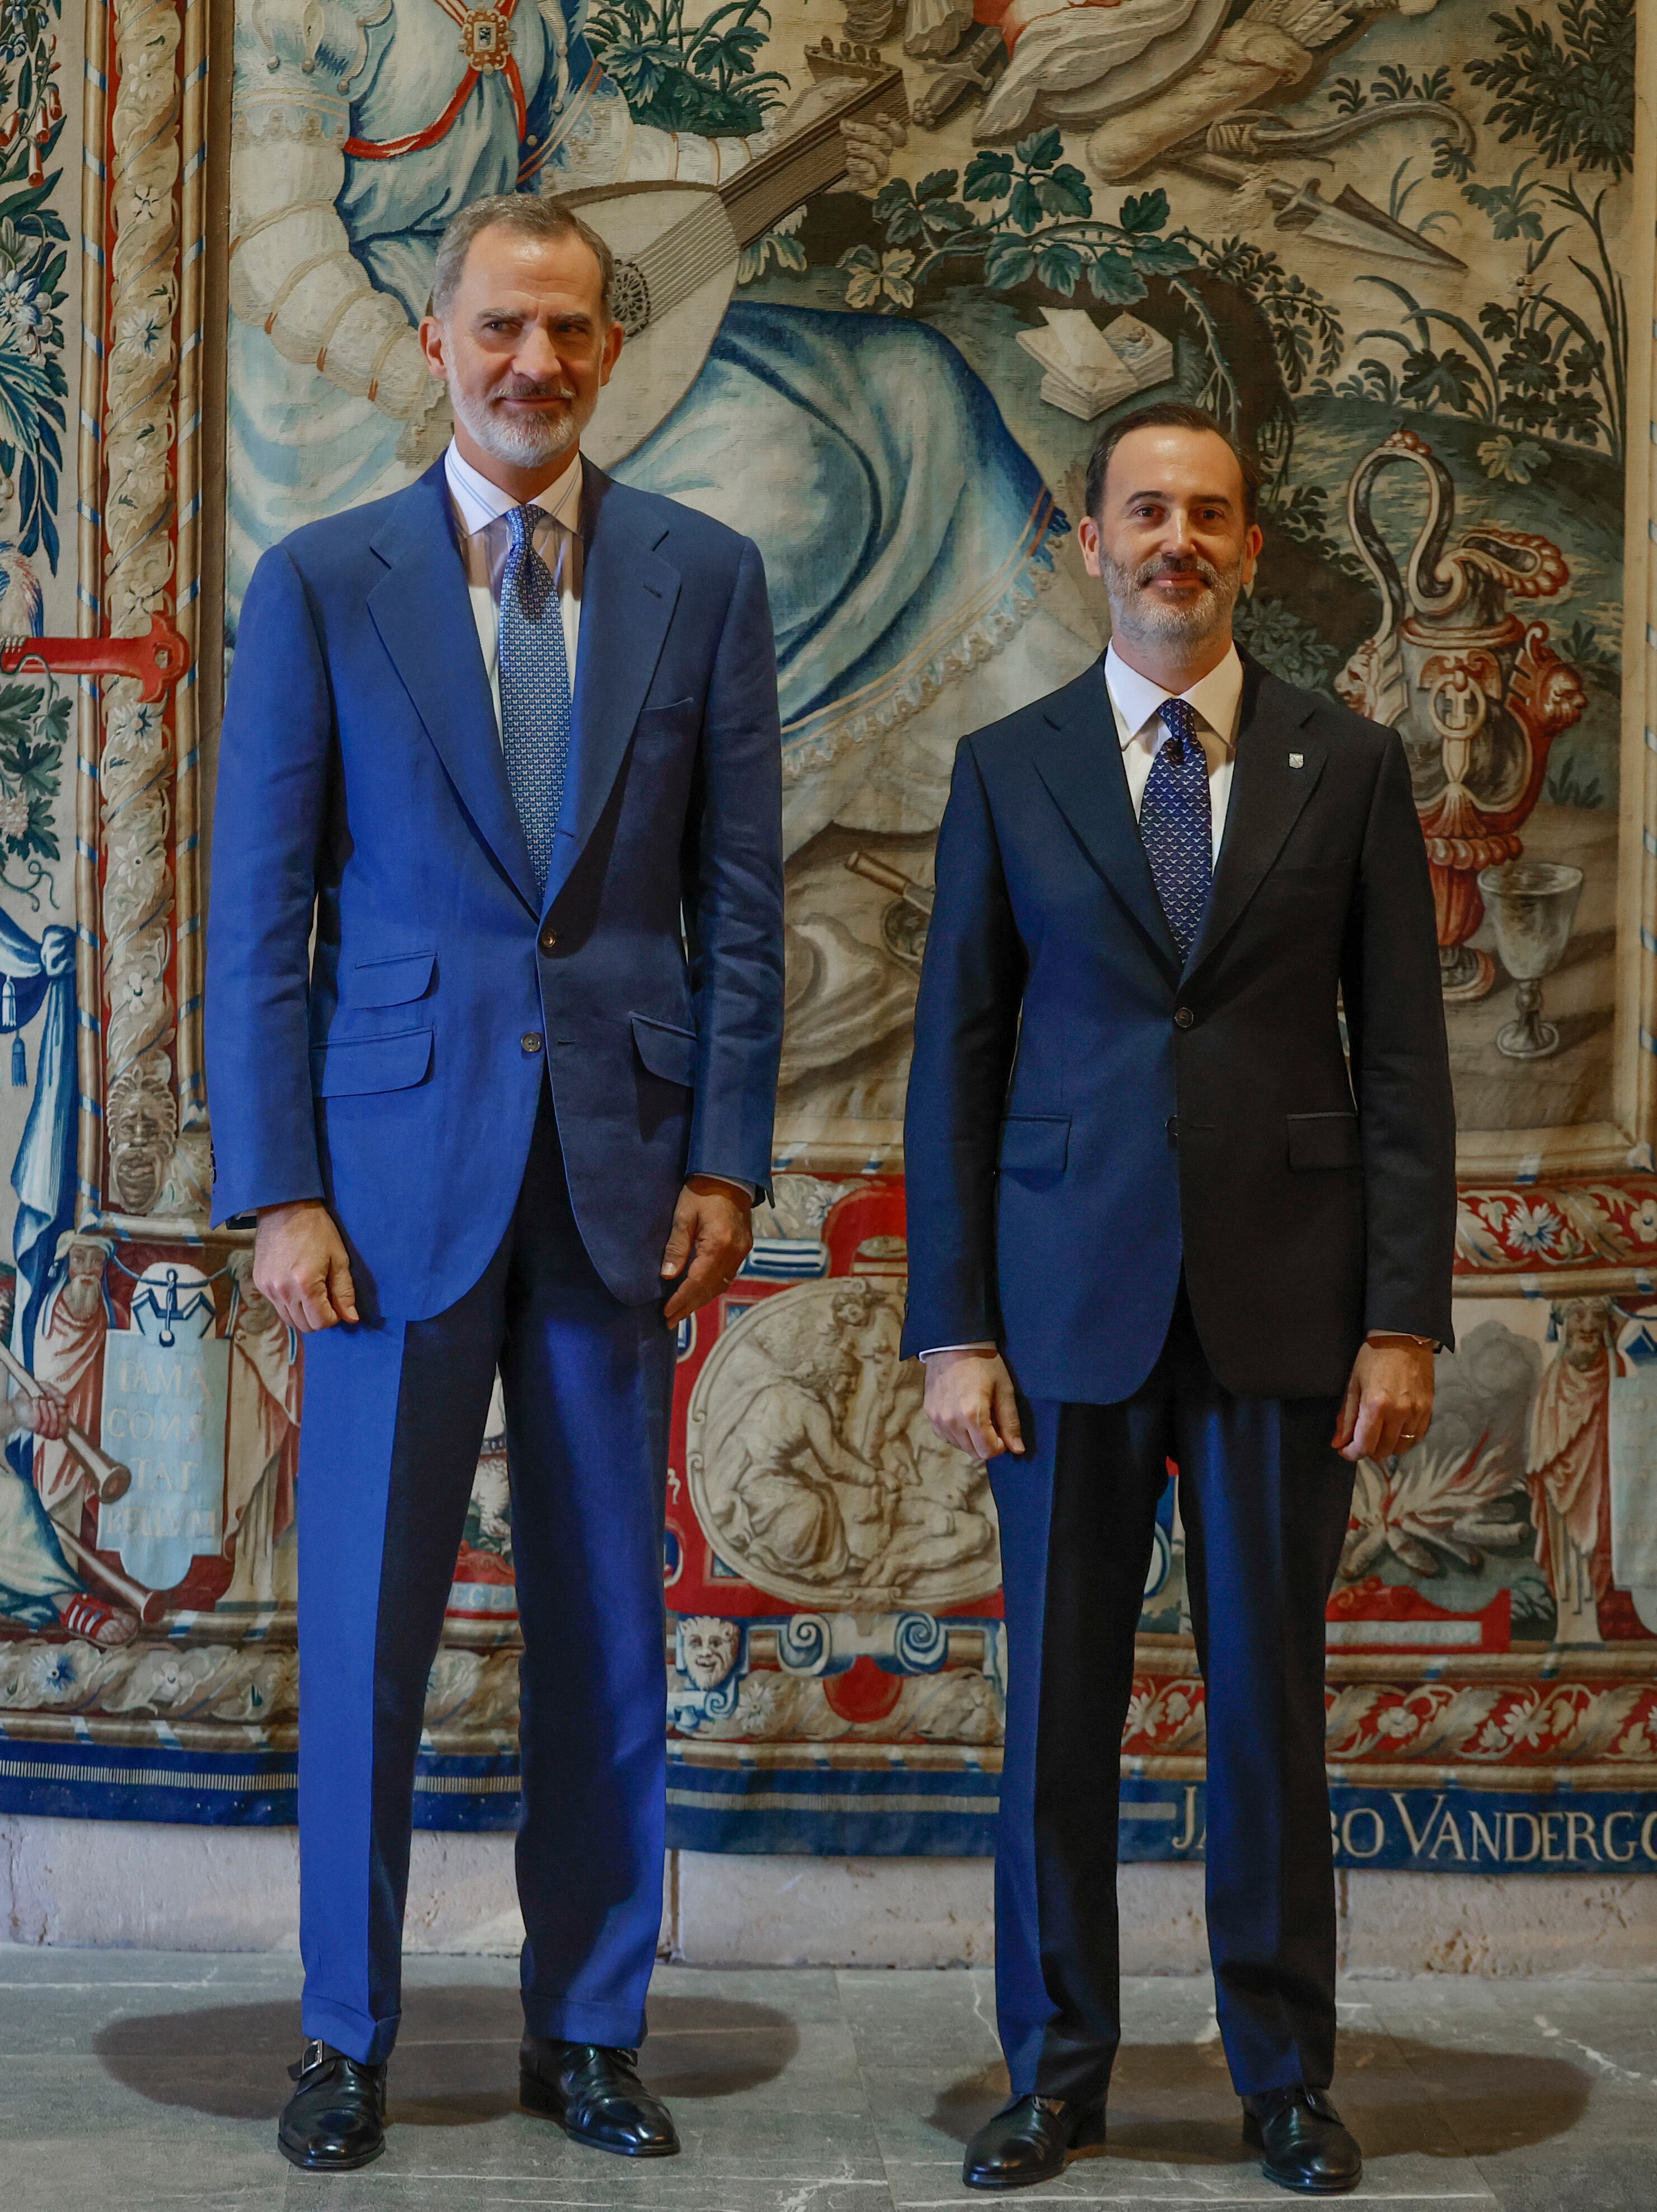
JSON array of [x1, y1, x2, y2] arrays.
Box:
[[57, 1592, 138, 1647]]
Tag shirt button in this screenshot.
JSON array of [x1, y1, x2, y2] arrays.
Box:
[[539, 925, 559, 952], [521, 1033, 544, 1055], [1173, 1006, 1195, 1029]]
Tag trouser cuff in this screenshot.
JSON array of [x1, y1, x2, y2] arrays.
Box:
[[521, 1994, 650, 2048], [301, 1994, 400, 2065]]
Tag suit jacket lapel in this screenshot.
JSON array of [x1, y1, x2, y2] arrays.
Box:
[[1182, 653, 1323, 982], [1031, 660, 1182, 979], [542, 465, 680, 916], [367, 463, 540, 916]]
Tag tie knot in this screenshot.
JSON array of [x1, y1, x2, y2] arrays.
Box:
[[1159, 696, 1198, 755], [508, 503, 548, 549]]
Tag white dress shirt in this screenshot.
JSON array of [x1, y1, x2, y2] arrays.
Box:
[[444, 439, 584, 737], [1106, 639, 1241, 861]]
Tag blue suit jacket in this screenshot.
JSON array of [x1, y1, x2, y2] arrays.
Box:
[[901, 654, 1455, 1402], [206, 458, 784, 1320]]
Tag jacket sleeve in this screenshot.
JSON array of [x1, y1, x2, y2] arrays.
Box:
[[900, 739, 1025, 1360], [1340, 727, 1458, 1347], [681, 533, 785, 1197], [204, 545, 333, 1224]]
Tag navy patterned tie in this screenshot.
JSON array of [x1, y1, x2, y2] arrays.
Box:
[[498, 503, 573, 898], [1139, 696, 1213, 960]]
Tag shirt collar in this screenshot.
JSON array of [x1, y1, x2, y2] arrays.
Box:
[[443, 439, 584, 539], [1106, 640, 1243, 755]]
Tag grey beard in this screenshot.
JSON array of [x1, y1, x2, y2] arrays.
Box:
[[1101, 550, 1243, 653], [449, 376, 582, 470]]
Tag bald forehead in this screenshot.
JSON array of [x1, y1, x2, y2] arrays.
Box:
[[1101, 426, 1247, 513]]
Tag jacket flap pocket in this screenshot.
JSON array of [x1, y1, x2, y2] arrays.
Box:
[[999, 1114, 1070, 1176], [1286, 1112, 1361, 1170], [631, 1012, 696, 1086], [351, 950, 435, 1009], [312, 1027, 433, 1098]]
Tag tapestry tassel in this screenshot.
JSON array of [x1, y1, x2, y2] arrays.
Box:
[[10, 1035, 22, 1088]]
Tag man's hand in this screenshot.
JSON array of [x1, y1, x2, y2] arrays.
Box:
[[923, 1349, 1026, 1463], [254, 1199, 359, 1334], [13, 1378, 68, 1441], [661, 1177, 753, 1324], [835, 112, 907, 191], [1333, 1337, 1435, 1463]]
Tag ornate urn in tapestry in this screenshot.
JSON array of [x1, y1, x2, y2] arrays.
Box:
[[1337, 427, 1587, 1002]]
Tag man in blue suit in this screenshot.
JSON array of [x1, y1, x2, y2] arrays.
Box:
[[207, 194, 783, 2173], [903, 405, 1455, 2195]]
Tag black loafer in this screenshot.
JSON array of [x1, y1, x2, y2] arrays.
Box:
[[1243, 2086, 1363, 2195], [963, 2093, 1106, 2191], [278, 2038, 387, 2172], [519, 2037, 680, 2157]]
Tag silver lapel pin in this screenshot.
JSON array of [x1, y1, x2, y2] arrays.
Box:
[[1288, 752, 1304, 768]]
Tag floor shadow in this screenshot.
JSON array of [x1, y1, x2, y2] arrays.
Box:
[[95, 1984, 798, 2126], [928, 2033, 1593, 2165]]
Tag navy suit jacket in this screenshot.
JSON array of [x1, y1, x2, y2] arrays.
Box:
[[901, 653, 1456, 1403], [206, 457, 784, 1320]]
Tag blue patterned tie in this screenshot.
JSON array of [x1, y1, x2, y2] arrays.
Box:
[[498, 502, 573, 898], [1139, 696, 1213, 960]]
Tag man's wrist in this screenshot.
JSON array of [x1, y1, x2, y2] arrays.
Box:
[[1366, 1330, 1439, 1351], [920, 1342, 998, 1361], [687, 1174, 757, 1205]]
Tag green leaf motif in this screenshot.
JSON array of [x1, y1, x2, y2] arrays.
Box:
[[1033, 165, 1092, 219], [1007, 177, 1044, 233], [1399, 345, 1483, 410], [917, 168, 960, 201], [1085, 252, 1148, 306], [1129, 233, 1199, 275], [1013, 126, 1064, 172], [962, 151, 1015, 201], [984, 237, 1036, 289], [1034, 240, 1083, 296], [1118, 189, 1171, 234]]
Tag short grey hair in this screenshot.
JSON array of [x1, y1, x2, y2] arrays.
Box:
[[430, 194, 615, 322]]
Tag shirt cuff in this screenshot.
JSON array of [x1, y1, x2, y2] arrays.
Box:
[[1366, 1330, 1439, 1350], [919, 1342, 998, 1360], [692, 1174, 760, 1202]]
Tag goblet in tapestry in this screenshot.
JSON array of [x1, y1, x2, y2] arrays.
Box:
[[1477, 857, 1585, 1061]]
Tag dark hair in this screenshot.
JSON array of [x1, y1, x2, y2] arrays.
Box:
[[431, 194, 615, 322], [1084, 401, 1262, 527]]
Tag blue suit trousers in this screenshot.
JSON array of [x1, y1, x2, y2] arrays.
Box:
[[989, 1284, 1355, 2105], [295, 1085, 675, 2064]]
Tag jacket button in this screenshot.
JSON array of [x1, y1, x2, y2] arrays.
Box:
[[521, 1033, 544, 1055], [1173, 1006, 1195, 1030], [1165, 1116, 1178, 1142], [540, 926, 558, 952]]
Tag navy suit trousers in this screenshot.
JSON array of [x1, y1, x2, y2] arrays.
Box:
[[295, 1084, 675, 2063], [989, 1285, 1354, 2105]]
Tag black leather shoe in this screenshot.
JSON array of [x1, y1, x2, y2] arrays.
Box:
[[278, 2038, 386, 2172], [519, 2038, 680, 2156], [1243, 2087, 1363, 2195], [962, 2094, 1106, 2191]]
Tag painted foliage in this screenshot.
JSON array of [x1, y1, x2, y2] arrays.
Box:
[[0, 0, 1654, 1861]]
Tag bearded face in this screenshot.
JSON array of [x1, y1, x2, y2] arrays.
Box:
[[680, 1615, 740, 1689]]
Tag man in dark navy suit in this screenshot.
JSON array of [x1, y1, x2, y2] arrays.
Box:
[[207, 196, 782, 2172], [902, 403, 1455, 2195]]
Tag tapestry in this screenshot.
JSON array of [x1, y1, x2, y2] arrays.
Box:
[[1, 0, 1655, 1868]]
